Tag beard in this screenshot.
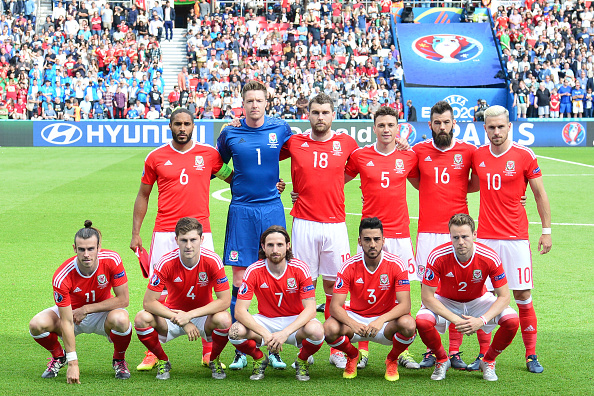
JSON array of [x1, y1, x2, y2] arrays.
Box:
[[171, 130, 192, 144], [432, 129, 453, 149]]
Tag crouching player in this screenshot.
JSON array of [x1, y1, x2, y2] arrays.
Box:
[[134, 217, 231, 380], [324, 217, 416, 381], [416, 213, 519, 381], [229, 226, 324, 381], [29, 221, 132, 383]]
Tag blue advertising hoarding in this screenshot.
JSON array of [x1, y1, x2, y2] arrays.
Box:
[[33, 120, 215, 147], [397, 120, 588, 147], [396, 23, 504, 87]]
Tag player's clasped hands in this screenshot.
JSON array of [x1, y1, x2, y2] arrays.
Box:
[[266, 331, 288, 354], [170, 309, 191, 327], [183, 322, 200, 341], [455, 315, 484, 335]]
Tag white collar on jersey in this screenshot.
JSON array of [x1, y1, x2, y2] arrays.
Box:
[[363, 251, 384, 275], [265, 259, 288, 280], [453, 245, 476, 269]]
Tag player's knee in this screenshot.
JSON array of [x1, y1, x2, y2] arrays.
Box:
[[398, 315, 417, 337], [134, 310, 153, 328], [29, 317, 44, 335], [513, 289, 531, 301], [323, 318, 340, 341], [108, 310, 131, 332], [228, 322, 245, 340], [213, 311, 232, 329], [305, 321, 325, 341], [499, 315, 520, 332]]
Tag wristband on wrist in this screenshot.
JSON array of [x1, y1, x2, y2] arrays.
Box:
[[66, 352, 78, 362], [542, 228, 551, 235], [480, 316, 488, 326]]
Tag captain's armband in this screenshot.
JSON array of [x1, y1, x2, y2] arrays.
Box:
[[215, 163, 233, 180]]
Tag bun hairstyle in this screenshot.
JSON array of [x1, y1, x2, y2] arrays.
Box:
[[74, 220, 102, 246]]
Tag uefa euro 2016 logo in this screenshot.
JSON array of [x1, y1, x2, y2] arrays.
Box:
[[397, 123, 417, 145], [562, 122, 585, 146], [412, 34, 483, 63]]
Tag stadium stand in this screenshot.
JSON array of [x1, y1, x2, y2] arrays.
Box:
[[1, 0, 593, 120]]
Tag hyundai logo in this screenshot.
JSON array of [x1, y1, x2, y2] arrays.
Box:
[[41, 123, 83, 145]]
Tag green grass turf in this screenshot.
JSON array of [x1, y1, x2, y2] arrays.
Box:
[[0, 146, 593, 395]]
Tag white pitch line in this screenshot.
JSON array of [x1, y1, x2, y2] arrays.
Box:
[[537, 155, 594, 169], [212, 188, 594, 227], [544, 174, 594, 176]]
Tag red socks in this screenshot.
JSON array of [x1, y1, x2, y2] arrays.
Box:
[[202, 338, 213, 356], [110, 324, 132, 360], [416, 317, 448, 361], [31, 332, 64, 358], [448, 322, 463, 355], [210, 328, 230, 361], [136, 326, 168, 361], [484, 315, 519, 362], [233, 339, 264, 360], [517, 297, 538, 357], [328, 335, 359, 359], [477, 329, 492, 355], [387, 333, 415, 361], [298, 338, 324, 360]]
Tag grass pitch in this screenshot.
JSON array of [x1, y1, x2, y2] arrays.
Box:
[[0, 146, 592, 395]]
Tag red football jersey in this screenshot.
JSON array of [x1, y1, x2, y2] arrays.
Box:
[[238, 259, 315, 318], [412, 139, 476, 233], [52, 250, 128, 310], [472, 143, 542, 240], [334, 252, 410, 317], [422, 242, 507, 303], [345, 144, 419, 238], [282, 132, 359, 223], [141, 142, 224, 232], [148, 248, 229, 311]]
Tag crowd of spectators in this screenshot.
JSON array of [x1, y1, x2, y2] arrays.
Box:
[[500, 0, 594, 118], [0, 0, 418, 121]]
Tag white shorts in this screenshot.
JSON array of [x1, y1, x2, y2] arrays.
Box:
[[357, 237, 417, 281], [572, 100, 584, 113], [48, 306, 128, 341], [345, 311, 391, 345], [291, 218, 350, 281], [159, 315, 208, 343], [149, 231, 214, 277], [415, 233, 450, 280], [477, 239, 533, 290], [252, 314, 321, 348], [416, 293, 517, 334]]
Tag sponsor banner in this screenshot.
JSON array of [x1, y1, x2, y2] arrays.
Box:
[[397, 23, 504, 87], [0, 121, 33, 146], [399, 120, 588, 147], [406, 87, 509, 122], [33, 120, 215, 147], [393, 7, 489, 24]]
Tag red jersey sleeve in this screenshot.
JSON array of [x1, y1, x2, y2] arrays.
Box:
[[407, 154, 419, 178], [421, 260, 441, 289], [210, 148, 225, 175], [525, 155, 542, 180], [53, 280, 72, 308], [148, 269, 166, 293], [334, 262, 352, 295], [210, 257, 230, 292], [141, 152, 157, 186], [280, 139, 291, 161], [237, 270, 256, 301], [108, 254, 128, 287], [296, 260, 315, 299], [344, 148, 361, 178]]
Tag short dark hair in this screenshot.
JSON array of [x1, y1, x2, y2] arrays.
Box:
[[175, 217, 203, 237], [258, 225, 294, 260], [170, 107, 195, 123], [359, 217, 383, 236], [373, 106, 398, 124], [430, 100, 454, 121], [241, 80, 267, 100], [74, 220, 101, 246], [448, 213, 475, 234], [308, 93, 334, 111]]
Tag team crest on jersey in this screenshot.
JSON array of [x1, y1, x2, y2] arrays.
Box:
[[268, 133, 279, 148], [287, 277, 297, 291], [198, 272, 208, 285], [194, 155, 205, 171], [394, 158, 405, 174], [97, 274, 108, 289], [54, 291, 63, 303], [417, 265, 426, 278], [472, 270, 483, 283], [504, 160, 516, 176], [453, 153, 464, 169], [332, 141, 343, 156], [229, 251, 239, 262], [379, 273, 390, 290]]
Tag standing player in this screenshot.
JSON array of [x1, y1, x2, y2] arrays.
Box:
[[343, 106, 420, 369], [131, 107, 232, 370], [281, 93, 359, 369], [29, 221, 132, 383], [416, 214, 519, 381], [472, 105, 551, 373], [134, 217, 232, 380], [217, 81, 293, 370], [410, 100, 483, 370], [228, 226, 325, 381], [324, 218, 417, 381]]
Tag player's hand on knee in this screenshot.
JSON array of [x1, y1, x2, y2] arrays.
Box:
[[72, 307, 88, 325], [66, 362, 80, 384], [183, 323, 200, 341], [350, 322, 367, 337]]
